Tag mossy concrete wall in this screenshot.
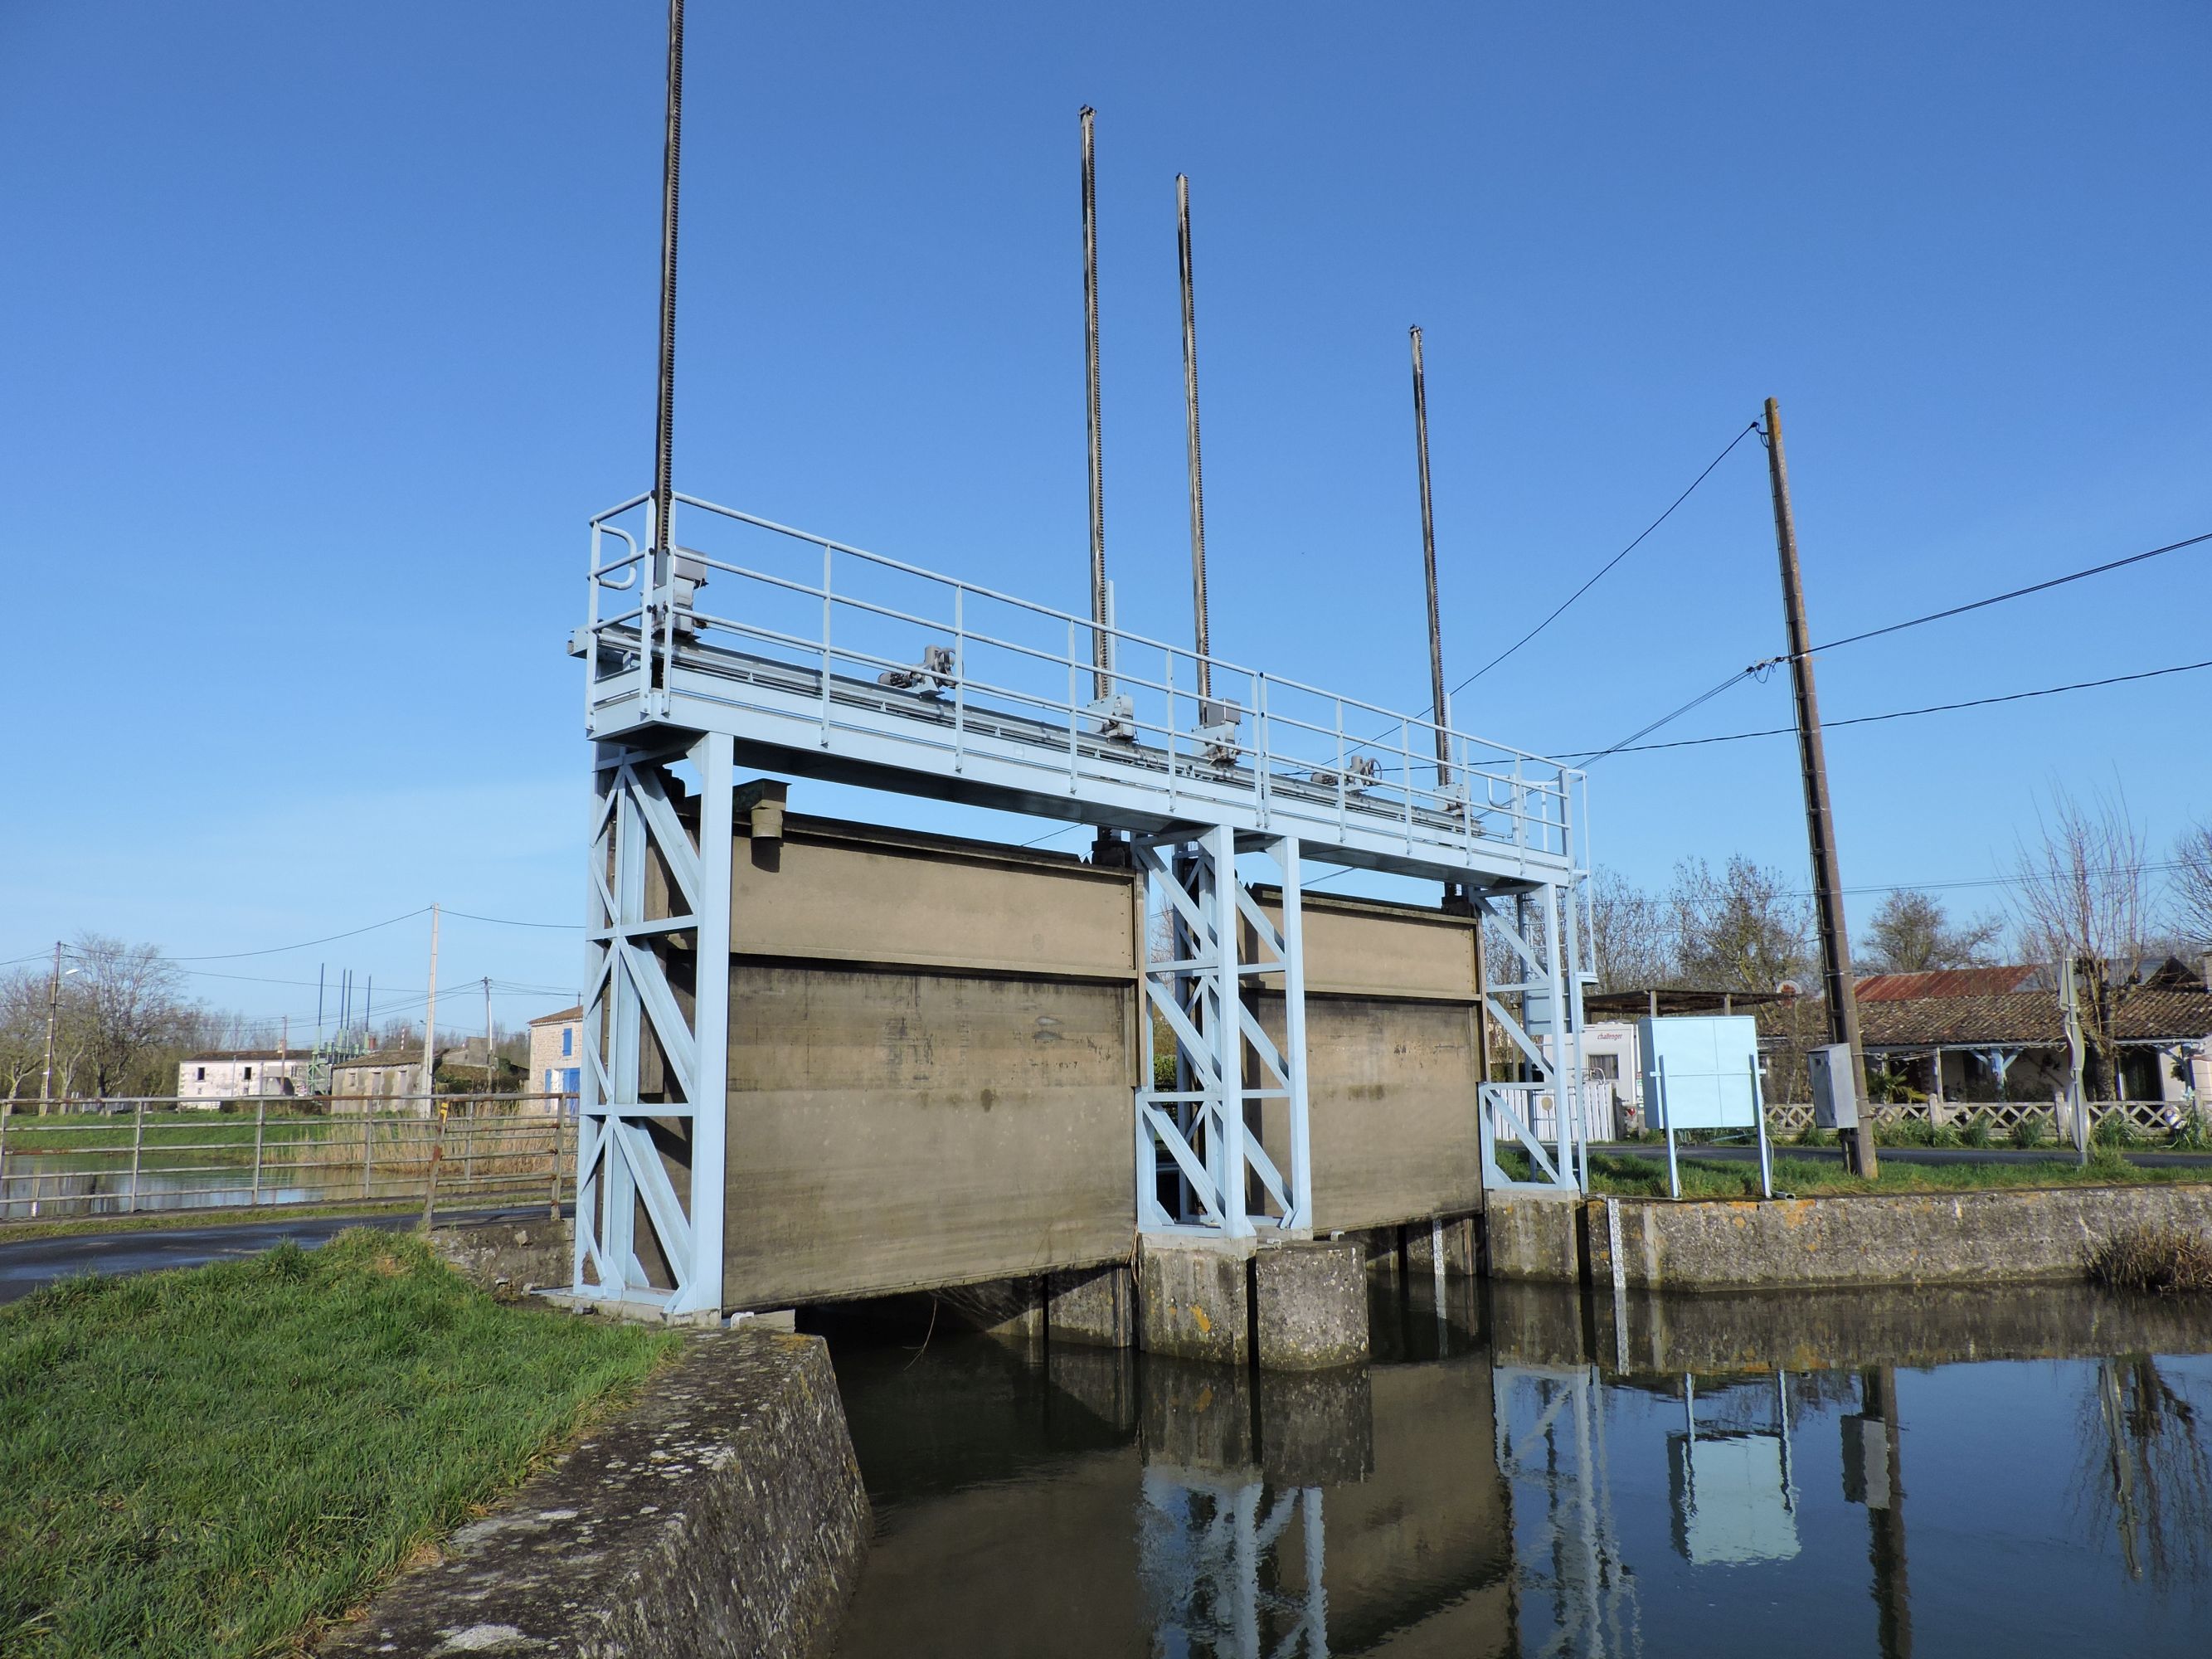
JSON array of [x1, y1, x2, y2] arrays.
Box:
[[322, 1328, 868, 1659], [1486, 1182, 2212, 1292], [1487, 1278, 2212, 1376], [1480, 1191, 1582, 1283], [428, 1216, 571, 1301]]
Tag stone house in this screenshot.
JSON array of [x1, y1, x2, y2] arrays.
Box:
[[327, 1048, 433, 1114], [176, 1050, 314, 1107], [528, 1005, 583, 1112]]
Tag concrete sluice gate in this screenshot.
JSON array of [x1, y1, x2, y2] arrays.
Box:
[[585, 794, 1497, 1325]]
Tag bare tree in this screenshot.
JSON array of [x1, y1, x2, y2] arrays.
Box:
[[0, 968, 47, 1099], [1668, 855, 1813, 993], [70, 932, 196, 1099], [2175, 820, 2212, 950], [1860, 888, 2005, 974], [1587, 868, 1673, 991], [2011, 784, 2151, 1098]]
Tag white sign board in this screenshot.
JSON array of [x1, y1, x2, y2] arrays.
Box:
[[1638, 1015, 1762, 1131]]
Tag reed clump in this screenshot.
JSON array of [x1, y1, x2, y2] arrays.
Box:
[[2088, 1224, 2212, 1294]]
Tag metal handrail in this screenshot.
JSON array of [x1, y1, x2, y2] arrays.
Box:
[[597, 489, 1582, 776], [0, 1097, 576, 1223], [586, 489, 1588, 861]]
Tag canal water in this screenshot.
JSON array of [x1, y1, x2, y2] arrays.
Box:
[[0, 1159, 314, 1220], [818, 1276, 2212, 1657]]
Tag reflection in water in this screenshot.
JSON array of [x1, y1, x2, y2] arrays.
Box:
[[2083, 1354, 2212, 1589], [822, 1281, 2212, 1658], [1494, 1364, 1641, 1657], [1138, 1474, 1325, 1659], [1666, 1374, 1798, 1564]]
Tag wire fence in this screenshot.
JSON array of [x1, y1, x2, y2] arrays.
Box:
[[0, 1094, 574, 1224]]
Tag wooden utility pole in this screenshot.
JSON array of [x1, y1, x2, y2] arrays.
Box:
[[418, 903, 443, 1230], [1762, 398, 1879, 1177], [420, 903, 440, 1102], [39, 941, 63, 1113]]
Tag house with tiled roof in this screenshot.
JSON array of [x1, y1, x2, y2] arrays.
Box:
[[1755, 957, 2212, 1119]]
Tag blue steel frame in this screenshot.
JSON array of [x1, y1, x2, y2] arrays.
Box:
[[573, 491, 1591, 1312]]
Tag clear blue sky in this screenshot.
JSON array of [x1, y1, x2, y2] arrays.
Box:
[[3, 1, 2208, 1030]]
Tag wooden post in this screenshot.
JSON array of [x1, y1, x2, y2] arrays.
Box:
[[128, 1100, 146, 1215], [421, 1104, 445, 1232], [549, 1108, 564, 1221], [1762, 398, 1878, 1178], [251, 1098, 265, 1208]]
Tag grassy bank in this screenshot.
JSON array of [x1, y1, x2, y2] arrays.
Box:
[[1586, 1148, 2212, 1199], [0, 1232, 678, 1657]]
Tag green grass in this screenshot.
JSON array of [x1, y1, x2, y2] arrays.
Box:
[[0, 1231, 679, 1657], [1586, 1147, 2209, 1199], [2, 1112, 340, 1173]]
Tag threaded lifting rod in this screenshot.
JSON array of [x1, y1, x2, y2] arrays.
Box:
[[653, 0, 686, 567], [1177, 173, 1211, 700], [1082, 108, 1110, 700], [1410, 325, 1450, 786]]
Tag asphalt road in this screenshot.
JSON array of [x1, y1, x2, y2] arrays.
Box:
[[0, 1205, 564, 1305], [1592, 1141, 2212, 1170]]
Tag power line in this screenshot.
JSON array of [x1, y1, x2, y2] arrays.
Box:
[[1578, 654, 2212, 758], [1581, 665, 1767, 763], [1797, 528, 2212, 661], [168, 907, 431, 961], [441, 907, 584, 930], [1812, 860, 2190, 902], [1452, 421, 1761, 694], [1587, 527, 2212, 763]]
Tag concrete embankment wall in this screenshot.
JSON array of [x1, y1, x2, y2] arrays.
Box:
[[1486, 1183, 2212, 1292], [1486, 1278, 2212, 1377], [322, 1328, 868, 1659]]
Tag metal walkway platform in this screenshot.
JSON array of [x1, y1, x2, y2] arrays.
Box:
[[581, 490, 1583, 893]]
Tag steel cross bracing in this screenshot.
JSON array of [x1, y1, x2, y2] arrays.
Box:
[[1135, 830, 1314, 1234], [571, 491, 1592, 1302], [1477, 888, 1592, 1196], [573, 732, 733, 1315]]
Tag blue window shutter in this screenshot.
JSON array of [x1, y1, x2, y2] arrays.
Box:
[[562, 1027, 572, 1057]]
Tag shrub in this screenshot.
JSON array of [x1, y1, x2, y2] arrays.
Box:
[[1874, 1116, 1937, 1148], [2093, 1109, 2137, 1149], [1961, 1112, 1993, 1149], [2087, 1225, 2212, 1294], [1797, 1124, 1836, 1149], [2170, 1113, 2212, 1152], [2012, 1112, 2052, 1150]]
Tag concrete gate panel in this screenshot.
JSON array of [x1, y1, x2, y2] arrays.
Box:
[[716, 814, 1490, 1307], [1247, 891, 1486, 1234], [722, 816, 1139, 1309]]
